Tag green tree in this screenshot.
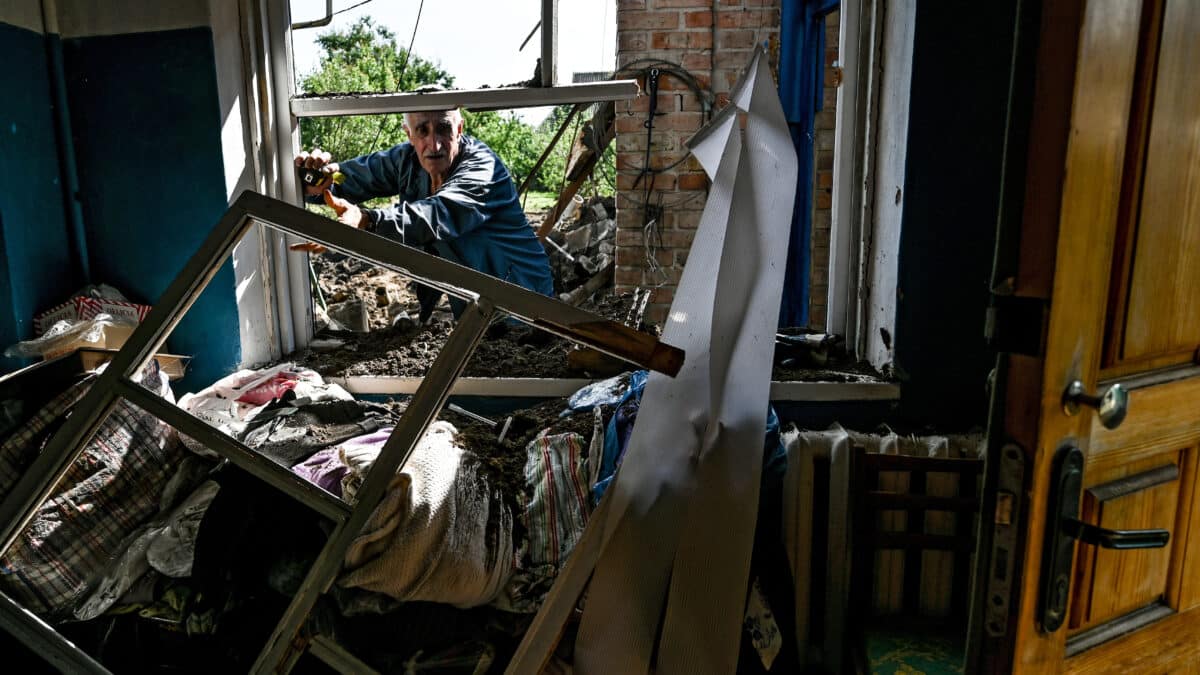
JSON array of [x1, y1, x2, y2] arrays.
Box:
[[297, 17, 614, 205], [298, 17, 453, 162], [462, 109, 541, 190], [530, 105, 616, 199]]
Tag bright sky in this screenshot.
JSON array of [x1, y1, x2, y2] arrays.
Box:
[[289, 0, 617, 124]]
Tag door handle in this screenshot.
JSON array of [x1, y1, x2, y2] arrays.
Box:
[[1062, 517, 1169, 550], [1039, 445, 1170, 632], [1062, 380, 1129, 429]]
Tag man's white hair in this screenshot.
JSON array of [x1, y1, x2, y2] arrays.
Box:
[[401, 83, 462, 128], [402, 108, 462, 128]]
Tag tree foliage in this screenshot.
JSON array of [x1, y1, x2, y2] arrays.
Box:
[[531, 106, 616, 198], [297, 17, 613, 200], [462, 109, 541, 189], [298, 18, 452, 162]]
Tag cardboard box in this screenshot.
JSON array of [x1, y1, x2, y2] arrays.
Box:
[[76, 348, 191, 381], [40, 323, 136, 360], [34, 297, 152, 336]]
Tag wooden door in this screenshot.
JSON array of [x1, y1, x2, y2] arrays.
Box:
[[978, 0, 1200, 672]]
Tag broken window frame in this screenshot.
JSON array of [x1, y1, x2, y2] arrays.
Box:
[[226, 0, 910, 378], [0, 191, 683, 674], [223, 0, 638, 365]]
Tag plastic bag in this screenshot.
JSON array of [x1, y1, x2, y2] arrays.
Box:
[[3, 313, 135, 358]]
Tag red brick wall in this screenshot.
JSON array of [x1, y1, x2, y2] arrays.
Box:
[[614, 0, 782, 326], [809, 10, 839, 329]]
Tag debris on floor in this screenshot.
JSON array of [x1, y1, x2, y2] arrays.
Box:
[[0, 358, 647, 672], [295, 194, 882, 384]]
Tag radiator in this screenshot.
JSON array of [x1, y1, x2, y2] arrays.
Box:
[[780, 423, 984, 670]]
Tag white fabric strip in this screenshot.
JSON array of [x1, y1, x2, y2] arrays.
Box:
[[571, 105, 743, 673], [507, 47, 798, 674], [656, 48, 800, 674]]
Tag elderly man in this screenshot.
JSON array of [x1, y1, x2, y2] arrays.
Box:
[[296, 105, 554, 322]]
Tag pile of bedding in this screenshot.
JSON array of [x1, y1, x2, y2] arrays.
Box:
[[0, 362, 641, 670]]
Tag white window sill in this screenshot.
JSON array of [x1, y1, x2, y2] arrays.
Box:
[[327, 375, 899, 401]]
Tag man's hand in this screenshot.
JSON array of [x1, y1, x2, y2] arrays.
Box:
[[295, 148, 339, 197], [290, 242, 328, 254], [289, 190, 369, 254], [323, 189, 369, 229]]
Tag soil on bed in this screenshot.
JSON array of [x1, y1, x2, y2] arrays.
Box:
[[373, 395, 600, 522], [450, 398, 600, 514]]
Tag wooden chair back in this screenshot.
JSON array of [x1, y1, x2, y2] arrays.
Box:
[[849, 446, 984, 625]]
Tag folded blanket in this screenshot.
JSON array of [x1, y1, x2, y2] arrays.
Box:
[[338, 422, 515, 609]]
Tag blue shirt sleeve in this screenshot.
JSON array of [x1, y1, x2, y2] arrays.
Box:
[[319, 137, 553, 302], [333, 145, 408, 201], [333, 140, 506, 248]]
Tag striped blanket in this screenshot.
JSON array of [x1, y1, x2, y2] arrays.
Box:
[[521, 432, 592, 569], [0, 368, 184, 619], [494, 431, 593, 613]]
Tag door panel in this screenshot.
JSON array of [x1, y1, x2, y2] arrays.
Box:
[[986, 0, 1200, 671], [1006, 0, 1144, 669], [1065, 609, 1200, 674], [1106, 0, 1200, 372], [1176, 446, 1200, 613], [1088, 373, 1200, 459]]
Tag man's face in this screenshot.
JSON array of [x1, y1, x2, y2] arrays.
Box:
[[404, 110, 464, 181]]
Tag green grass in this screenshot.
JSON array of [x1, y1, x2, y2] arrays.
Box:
[[521, 191, 559, 213]]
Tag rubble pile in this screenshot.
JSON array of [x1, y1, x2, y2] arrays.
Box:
[[544, 196, 616, 299], [313, 257, 424, 333]]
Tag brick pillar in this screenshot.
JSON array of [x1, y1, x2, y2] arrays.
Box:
[[614, 0, 781, 327]]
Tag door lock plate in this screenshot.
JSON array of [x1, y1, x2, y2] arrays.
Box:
[[1038, 444, 1169, 632], [984, 442, 1025, 637]]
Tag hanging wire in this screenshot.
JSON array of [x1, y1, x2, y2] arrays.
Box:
[[643, 218, 669, 288], [601, 57, 716, 290], [616, 189, 705, 212], [397, 0, 425, 84], [367, 0, 426, 151], [331, 0, 375, 19], [611, 57, 716, 211]]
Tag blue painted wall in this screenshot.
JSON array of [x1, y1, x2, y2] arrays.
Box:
[[0, 22, 81, 373], [0, 19, 240, 390], [58, 27, 240, 390]]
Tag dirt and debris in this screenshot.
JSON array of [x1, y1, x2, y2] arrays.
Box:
[[297, 196, 884, 383], [449, 399, 598, 513], [543, 196, 616, 296], [313, 255, 420, 332], [298, 295, 639, 379], [375, 394, 598, 525], [299, 280, 880, 382]]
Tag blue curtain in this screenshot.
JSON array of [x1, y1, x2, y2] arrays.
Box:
[[778, 0, 838, 328]]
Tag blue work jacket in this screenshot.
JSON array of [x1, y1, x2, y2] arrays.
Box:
[[329, 136, 554, 315]]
